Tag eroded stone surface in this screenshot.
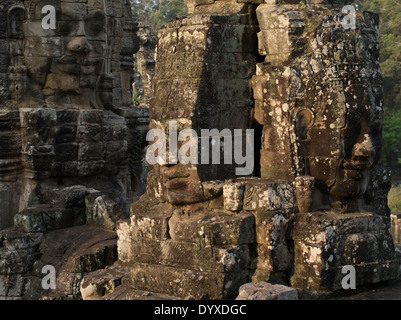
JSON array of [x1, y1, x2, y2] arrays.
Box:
[[0, 0, 141, 232], [0, 0, 142, 300], [0, 225, 118, 299], [291, 211, 398, 291], [236, 281, 298, 300], [114, 0, 399, 300], [1, 0, 399, 301], [133, 22, 156, 108]]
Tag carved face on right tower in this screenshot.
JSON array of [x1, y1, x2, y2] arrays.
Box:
[[297, 12, 383, 211], [253, 8, 383, 212], [295, 84, 383, 212]]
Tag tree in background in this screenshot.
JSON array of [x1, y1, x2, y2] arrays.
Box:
[[130, 0, 188, 31]]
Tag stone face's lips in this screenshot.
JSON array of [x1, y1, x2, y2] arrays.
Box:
[[56, 56, 81, 74], [56, 55, 77, 65], [56, 56, 100, 75], [342, 158, 370, 171], [161, 165, 191, 181], [83, 58, 102, 68]]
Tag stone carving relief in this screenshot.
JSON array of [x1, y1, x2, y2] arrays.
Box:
[[117, 0, 400, 298], [0, 0, 139, 231], [0, 0, 399, 300], [252, 5, 384, 213]]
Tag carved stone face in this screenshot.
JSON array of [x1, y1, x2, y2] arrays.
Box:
[[153, 110, 255, 205], [24, 0, 111, 108], [148, 17, 257, 206], [148, 119, 206, 205], [5, 0, 138, 180], [297, 87, 383, 210], [298, 14, 383, 211], [253, 8, 383, 212], [328, 96, 382, 209], [160, 163, 206, 205]]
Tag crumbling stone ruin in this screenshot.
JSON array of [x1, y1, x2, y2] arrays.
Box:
[[252, 1, 399, 292], [1, 0, 400, 300], [133, 21, 156, 108], [0, 0, 145, 299], [81, 0, 400, 300], [129, 21, 155, 198]]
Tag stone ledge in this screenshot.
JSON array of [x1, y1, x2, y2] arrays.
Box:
[[102, 284, 183, 300], [118, 237, 251, 273], [129, 262, 250, 299], [13, 206, 75, 233], [236, 282, 298, 300]]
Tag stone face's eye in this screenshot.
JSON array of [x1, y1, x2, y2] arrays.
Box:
[[58, 21, 74, 36], [86, 10, 105, 37], [370, 119, 383, 154], [343, 119, 362, 158], [370, 119, 382, 136], [295, 109, 314, 141]]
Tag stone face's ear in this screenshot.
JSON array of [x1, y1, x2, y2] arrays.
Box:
[[294, 175, 315, 213], [97, 73, 114, 109], [294, 109, 314, 141], [7, 5, 26, 39]]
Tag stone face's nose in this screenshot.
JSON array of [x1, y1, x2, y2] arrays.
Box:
[[67, 37, 91, 53], [352, 133, 376, 165]]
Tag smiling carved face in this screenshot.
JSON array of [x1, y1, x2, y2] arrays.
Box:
[[23, 0, 112, 108], [328, 98, 382, 210], [295, 80, 383, 212]]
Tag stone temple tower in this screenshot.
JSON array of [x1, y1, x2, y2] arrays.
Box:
[[0, 0, 142, 299], [80, 0, 399, 299], [0, 0, 399, 300]]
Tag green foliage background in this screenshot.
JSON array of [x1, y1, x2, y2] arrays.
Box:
[[388, 184, 401, 212], [131, 0, 401, 173], [130, 0, 188, 31]]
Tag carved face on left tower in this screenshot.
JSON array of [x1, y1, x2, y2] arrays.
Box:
[[22, 0, 108, 108], [21, 0, 138, 109]]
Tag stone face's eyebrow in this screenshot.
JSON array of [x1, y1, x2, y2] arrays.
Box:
[[59, 3, 88, 22]]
